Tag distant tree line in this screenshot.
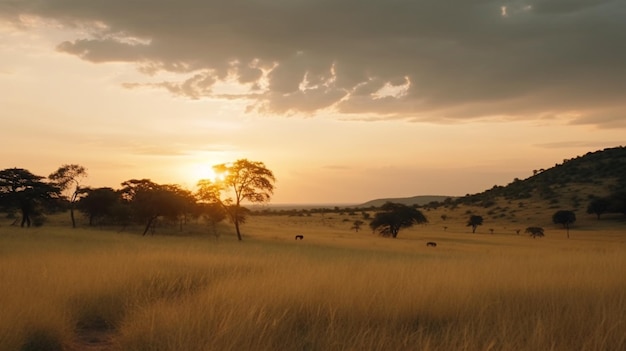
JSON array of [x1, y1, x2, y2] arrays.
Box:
[[0, 160, 275, 240], [252, 206, 377, 217]]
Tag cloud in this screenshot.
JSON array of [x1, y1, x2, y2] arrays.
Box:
[[1, 0, 625, 126]]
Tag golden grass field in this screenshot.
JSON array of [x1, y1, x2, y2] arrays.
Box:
[[1, 205, 625, 351]]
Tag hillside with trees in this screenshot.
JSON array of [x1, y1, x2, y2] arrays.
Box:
[[447, 146, 626, 216], [345, 146, 625, 236]]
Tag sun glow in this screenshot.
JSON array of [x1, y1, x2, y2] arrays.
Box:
[[182, 161, 230, 186], [184, 163, 220, 185]]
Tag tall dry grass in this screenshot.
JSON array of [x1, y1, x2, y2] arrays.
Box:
[[1, 217, 625, 351]]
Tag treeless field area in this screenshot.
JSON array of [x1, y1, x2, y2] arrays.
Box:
[[1, 210, 625, 351]]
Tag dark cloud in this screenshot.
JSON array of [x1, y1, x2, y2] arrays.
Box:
[[2, 0, 625, 126]]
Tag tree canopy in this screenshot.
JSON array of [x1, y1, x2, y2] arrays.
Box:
[[120, 179, 194, 235], [525, 226, 545, 238], [369, 202, 428, 238], [49, 164, 87, 228], [77, 187, 120, 226], [552, 210, 576, 238], [466, 215, 484, 233], [586, 197, 610, 219], [196, 159, 275, 240], [0, 168, 61, 227], [586, 193, 626, 219]]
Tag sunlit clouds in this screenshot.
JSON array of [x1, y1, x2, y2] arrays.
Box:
[[1, 1, 624, 203], [2, 0, 625, 124]]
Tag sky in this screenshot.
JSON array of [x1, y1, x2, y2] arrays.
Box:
[[1, 0, 625, 204]]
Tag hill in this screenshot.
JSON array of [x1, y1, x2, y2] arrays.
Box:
[[356, 195, 454, 208], [454, 146, 626, 206], [404, 146, 626, 230], [254, 147, 625, 231], [359, 146, 625, 214]]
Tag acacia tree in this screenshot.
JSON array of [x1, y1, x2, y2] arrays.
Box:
[[164, 184, 197, 231], [552, 210, 576, 238], [369, 202, 428, 238], [196, 159, 275, 241], [586, 197, 610, 220], [77, 187, 120, 226], [466, 215, 484, 233], [49, 164, 87, 228], [198, 202, 226, 239], [525, 226, 545, 238], [351, 220, 364, 232], [120, 179, 192, 235], [0, 168, 61, 227]]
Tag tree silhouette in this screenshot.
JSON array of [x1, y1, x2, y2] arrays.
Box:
[[586, 197, 610, 219], [525, 226, 544, 238], [120, 179, 192, 235], [78, 187, 119, 226], [552, 210, 576, 238], [0, 168, 61, 227], [198, 202, 226, 239], [351, 220, 364, 232], [49, 164, 87, 228], [466, 215, 483, 233], [196, 159, 275, 241], [369, 202, 428, 238]]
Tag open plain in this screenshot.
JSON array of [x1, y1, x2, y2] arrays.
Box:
[[1, 207, 625, 351]]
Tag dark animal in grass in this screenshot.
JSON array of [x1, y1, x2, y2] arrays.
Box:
[[426, 242, 437, 247], [295, 235, 304, 240]]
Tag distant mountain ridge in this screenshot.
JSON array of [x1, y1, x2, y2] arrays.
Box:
[[356, 195, 454, 208]]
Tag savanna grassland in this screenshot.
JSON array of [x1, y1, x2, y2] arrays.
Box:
[[1, 206, 625, 351]]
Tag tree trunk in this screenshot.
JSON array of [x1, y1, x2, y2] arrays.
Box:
[[210, 221, 219, 239], [20, 208, 31, 227], [70, 190, 79, 228], [70, 207, 76, 228], [21, 215, 31, 227], [234, 219, 242, 241], [142, 216, 158, 236]]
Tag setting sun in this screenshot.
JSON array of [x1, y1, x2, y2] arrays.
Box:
[[182, 162, 229, 186], [180, 163, 219, 186], [195, 164, 219, 181]]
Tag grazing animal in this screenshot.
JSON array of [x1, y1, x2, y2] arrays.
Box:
[[295, 235, 304, 240], [426, 242, 437, 247]]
